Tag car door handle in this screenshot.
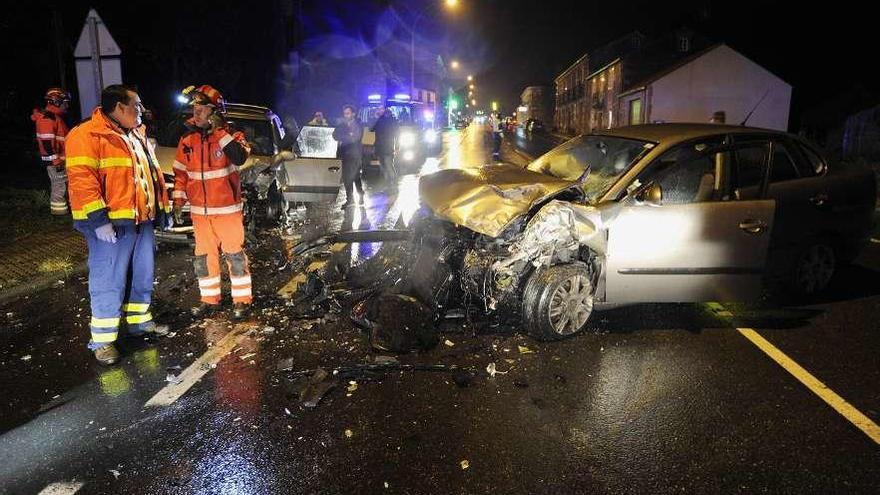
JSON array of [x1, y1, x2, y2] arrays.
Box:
[[328, 166, 340, 172], [739, 219, 767, 234], [810, 193, 830, 208]]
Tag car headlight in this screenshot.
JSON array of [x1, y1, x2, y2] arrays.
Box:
[[402, 150, 415, 161], [399, 131, 416, 148], [424, 129, 437, 143]]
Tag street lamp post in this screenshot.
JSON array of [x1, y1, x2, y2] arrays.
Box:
[[409, 1, 457, 100]]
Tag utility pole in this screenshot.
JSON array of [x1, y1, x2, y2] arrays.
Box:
[[51, 9, 67, 89]]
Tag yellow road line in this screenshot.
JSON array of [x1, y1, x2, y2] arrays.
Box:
[[707, 302, 880, 445]]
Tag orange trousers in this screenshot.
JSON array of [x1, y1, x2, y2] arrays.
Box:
[[191, 212, 252, 304]]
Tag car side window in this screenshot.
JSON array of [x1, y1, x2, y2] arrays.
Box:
[[794, 141, 827, 176], [640, 137, 727, 204], [733, 141, 769, 199], [769, 141, 800, 183]]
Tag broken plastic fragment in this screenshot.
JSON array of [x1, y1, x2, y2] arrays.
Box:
[[344, 429, 353, 438], [517, 345, 534, 354], [347, 382, 358, 393], [486, 362, 508, 377], [109, 469, 121, 479], [444, 339, 455, 347], [460, 460, 470, 470], [20, 355, 32, 362]]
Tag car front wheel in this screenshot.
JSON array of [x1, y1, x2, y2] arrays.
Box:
[[522, 263, 595, 341]]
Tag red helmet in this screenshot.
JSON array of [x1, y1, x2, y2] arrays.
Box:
[[181, 84, 226, 113], [44, 88, 71, 107]]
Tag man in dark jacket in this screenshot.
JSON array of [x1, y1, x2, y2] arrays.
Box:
[[332, 104, 365, 208], [370, 105, 398, 184]]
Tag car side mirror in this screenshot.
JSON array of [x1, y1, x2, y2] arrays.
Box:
[[633, 181, 663, 206]]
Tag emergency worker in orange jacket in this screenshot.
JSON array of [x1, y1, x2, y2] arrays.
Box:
[[172, 85, 252, 320], [32, 88, 71, 215], [65, 85, 174, 365]]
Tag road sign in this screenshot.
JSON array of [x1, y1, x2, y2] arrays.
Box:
[[73, 9, 122, 119]]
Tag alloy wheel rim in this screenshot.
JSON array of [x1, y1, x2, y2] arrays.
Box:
[[796, 245, 834, 294], [547, 274, 593, 335]]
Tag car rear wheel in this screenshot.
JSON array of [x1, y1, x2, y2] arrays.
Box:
[[791, 242, 836, 295], [522, 263, 594, 341]]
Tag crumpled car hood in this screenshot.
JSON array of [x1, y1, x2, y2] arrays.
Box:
[[419, 164, 577, 237]]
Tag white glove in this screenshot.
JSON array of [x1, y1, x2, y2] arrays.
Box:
[[95, 223, 117, 244]]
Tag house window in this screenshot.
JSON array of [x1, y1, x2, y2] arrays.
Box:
[[629, 98, 642, 125], [678, 35, 691, 52]]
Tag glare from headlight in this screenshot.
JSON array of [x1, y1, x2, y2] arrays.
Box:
[[402, 150, 415, 161], [424, 130, 437, 143], [399, 131, 416, 147]]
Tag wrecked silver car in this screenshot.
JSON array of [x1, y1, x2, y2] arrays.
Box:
[[299, 124, 876, 342], [414, 124, 876, 340]]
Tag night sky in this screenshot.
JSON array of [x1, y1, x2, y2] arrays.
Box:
[[2, 1, 875, 133]]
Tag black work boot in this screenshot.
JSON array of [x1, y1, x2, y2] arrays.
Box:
[[94, 344, 120, 365], [191, 303, 219, 318], [232, 303, 249, 320]]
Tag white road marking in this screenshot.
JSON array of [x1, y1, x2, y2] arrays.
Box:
[[38, 482, 85, 495], [870, 238, 880, 244], [144, 324, 251, 407]]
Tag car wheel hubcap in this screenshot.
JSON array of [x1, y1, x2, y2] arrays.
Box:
[[547, 274, 593, 335], [796, 245, 834, 294]]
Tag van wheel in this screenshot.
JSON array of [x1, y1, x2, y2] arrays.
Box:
[[522, 263, 594, 341], [791, 242, 836, 295]]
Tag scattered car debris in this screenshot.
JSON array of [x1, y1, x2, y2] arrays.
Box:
[[344, 429, 353, 438], [20, 355, 32, 362], [517, 345, 534, 354], [108, 469, 121, 479], [298, 368, 336, 408], [460, 460, 470, 470], [444, 339, 455, 347], [486, 362, 509, 377]]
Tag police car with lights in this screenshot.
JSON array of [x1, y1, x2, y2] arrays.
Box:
[[359, 93, 441, 173]]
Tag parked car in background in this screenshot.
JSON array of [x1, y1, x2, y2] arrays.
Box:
[[414, 124, 876, 340]]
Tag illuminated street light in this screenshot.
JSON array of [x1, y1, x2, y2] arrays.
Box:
[[491, 101, 498, 111], [467, 75, 473, 81], [469, 84, 474, 90], [471, 99, 476, 105], [451, 60, 460, 69], [446, 0, 459, 7]]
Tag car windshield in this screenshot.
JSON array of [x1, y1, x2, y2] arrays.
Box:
[[527, 135, 653, 203]]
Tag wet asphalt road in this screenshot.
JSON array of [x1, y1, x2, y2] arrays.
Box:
[[2, 125, 880, 494]]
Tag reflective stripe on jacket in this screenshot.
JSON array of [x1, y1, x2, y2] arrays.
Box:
[[65, 108, 171, 230]]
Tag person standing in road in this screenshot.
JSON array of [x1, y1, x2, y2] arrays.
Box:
[[172, 85, 253, 321], [332, 104, 365, 209], [370, 105, 398, 185], [32, 88, 71, 215], [65, 85, 174, 365], [308, 111, 328, 126], [490, 112, 503, 160]]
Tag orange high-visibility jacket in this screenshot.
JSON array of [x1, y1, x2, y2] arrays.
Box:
[[65, 108, 171, 230], [31, 104, 68, 167], [172, 122, 250, 216]]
